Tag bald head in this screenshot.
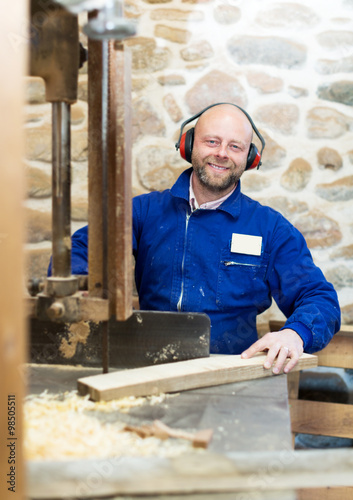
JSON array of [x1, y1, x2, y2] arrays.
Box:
[[194, 104, 253, 146]]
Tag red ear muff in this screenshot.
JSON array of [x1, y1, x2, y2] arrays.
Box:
[[179, 128, 194, 163], [246, 143, 261, 170]]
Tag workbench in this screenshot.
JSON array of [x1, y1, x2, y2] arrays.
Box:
[[27, 363, 298, 500]]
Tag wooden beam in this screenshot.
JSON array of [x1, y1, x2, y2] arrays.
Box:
[[27, 448, 353, 498], [78, 353, 317, 401], [289, 399, 353, 439], [0, 2, 27, 499], [316, 330, 353, 369], [108, 43, 132, 321], [298, 487, 353, 500]]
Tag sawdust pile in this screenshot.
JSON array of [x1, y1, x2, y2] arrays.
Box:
[[24, 391, 196, 461]]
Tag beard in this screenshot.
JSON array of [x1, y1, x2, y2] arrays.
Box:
[[192, 152, 246, 194]]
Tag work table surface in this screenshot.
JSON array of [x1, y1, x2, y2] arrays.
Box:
[[27, 362, 292, 453], [27, 363, 296, 500]]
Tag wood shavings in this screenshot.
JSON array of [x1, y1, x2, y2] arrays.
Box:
[[24, 390, 196, 462], [146, 342, 182, 364], [59, 321, 90, 358]]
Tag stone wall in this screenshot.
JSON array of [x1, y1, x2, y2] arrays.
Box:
[[25, 0, 353, 326]]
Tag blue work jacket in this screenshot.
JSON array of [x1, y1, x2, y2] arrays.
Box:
[[69, 168, 340, 354]]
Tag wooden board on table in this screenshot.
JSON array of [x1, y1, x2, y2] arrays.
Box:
[[78, 353, 317, 401]]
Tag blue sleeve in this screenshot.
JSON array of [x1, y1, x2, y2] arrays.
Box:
[[267, 221, 341, 353], [47, 225, 89, 276]]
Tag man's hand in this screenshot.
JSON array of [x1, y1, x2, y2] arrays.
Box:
[[241, 329, 304, 374]]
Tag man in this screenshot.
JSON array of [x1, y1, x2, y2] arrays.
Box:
[[66, 103, 341, 374]]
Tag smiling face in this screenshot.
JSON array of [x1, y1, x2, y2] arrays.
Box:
[[191, 104, 253, 203]]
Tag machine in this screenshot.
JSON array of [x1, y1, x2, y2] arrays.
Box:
[[27, 0, 210, 371]]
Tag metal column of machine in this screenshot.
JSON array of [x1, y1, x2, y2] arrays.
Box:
[[28, 0, 138, 369], [30, 0, 81, 313]]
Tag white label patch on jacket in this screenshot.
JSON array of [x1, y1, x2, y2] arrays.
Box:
[[231, 234, 262, 256]]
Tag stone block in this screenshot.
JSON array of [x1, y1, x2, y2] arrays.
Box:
[[259, 131, 286, 170], [227, 36, 306, 69], [280, 158, 312, 192], [154, 24, 192, 44], [330, 244, 353, 260], [258, 196, 308, 220], [317, 147, 343, 170], [341, 303, 353, 324], [125, 37, 170, 72], [240, 174, 271, 193], [246, 71, 283, 94], [316, 176, 353, 202], [163, 94, 183, 123], [72, 198, 88, 221], [316, 30, 353, 50], [316, 55, 353, 75], [256, 3, 319, 29], [255, 103, 299, 135], [26, 208, 52, 244], [132, 97, 165, 142], [185, 71, 247, 115], [136, 145, 185, 191], [26, 166, 51, 199], [294, 210, 342, 248], [150, 8, 204, 21], [213, 5, 241, 25], [307, 107, 353, 139], [158, 74, 186, 86], [180, 40, 213, 61], [318, 81, 353, 106], [26, 247, 52, 280], [325, 265, 353, 291]]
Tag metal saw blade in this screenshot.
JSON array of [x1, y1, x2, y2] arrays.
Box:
[[29, 311, 210, 368]]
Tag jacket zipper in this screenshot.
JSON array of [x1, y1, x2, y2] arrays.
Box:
[[224, 261, 261, 267], [177, 212, 191, 311]]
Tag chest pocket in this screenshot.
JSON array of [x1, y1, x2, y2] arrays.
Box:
[[216, 247, 269, 311]]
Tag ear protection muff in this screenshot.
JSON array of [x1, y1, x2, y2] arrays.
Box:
[[175, 103, 266, 170]]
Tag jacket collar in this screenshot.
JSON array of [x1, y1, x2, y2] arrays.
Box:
[[170, 167, 242, 219]]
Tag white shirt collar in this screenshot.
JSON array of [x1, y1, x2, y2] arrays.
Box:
[[189, 172, 236, 211]]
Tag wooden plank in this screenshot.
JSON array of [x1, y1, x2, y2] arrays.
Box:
[[0, 2, 27, 499], [78, 353, 317, 401], [338, 325, 353, 334], [27, 448, 353, 498], [317, 334, 353, 369], [297, 487, 353, 500], [290, 399, 353, 439]]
